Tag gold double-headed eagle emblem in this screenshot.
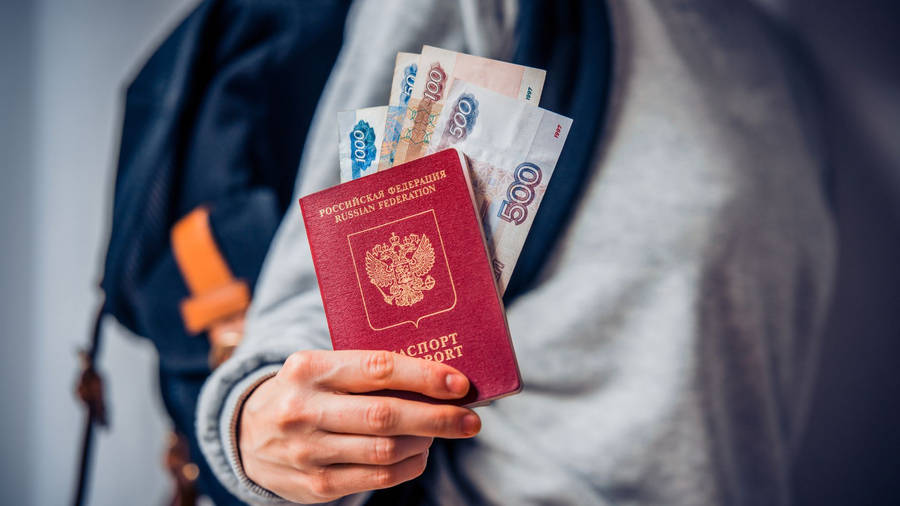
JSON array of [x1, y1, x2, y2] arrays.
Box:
[[365, 232, 436, 307]]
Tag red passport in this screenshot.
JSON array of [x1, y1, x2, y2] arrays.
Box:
[[299, 149, 521, 405]]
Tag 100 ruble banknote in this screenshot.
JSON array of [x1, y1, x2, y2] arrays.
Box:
[[392, 45, 546, 166]]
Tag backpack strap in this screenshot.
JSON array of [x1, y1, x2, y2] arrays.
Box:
[[171, 207, 249, 335]]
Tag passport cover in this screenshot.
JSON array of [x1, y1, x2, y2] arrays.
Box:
[[299, 148, 521, 405]]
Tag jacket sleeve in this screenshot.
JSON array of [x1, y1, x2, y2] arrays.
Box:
[[195, 203, 345, 505]]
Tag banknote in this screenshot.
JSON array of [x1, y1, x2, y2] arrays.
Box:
[[388, 52, 419, 107], [428, 80, 572, 293], [338, 106, 388, 182], [393, 45, 546, 166], [378, 52, 419, 171]]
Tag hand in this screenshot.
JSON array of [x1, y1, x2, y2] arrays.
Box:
[[238, 350, 480, 503]]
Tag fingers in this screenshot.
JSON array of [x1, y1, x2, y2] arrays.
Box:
[[280, 350, 470, 399], [314, 394, 481, 438], [244, 350, 474, 504], [311, 434, 433, 466], [302, 451, 430, 501]]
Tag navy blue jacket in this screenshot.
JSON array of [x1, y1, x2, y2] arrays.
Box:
[[102, 0, 350, 373], [100, 1, 350, 503]]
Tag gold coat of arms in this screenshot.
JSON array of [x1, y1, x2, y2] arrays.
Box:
[[365, 232, 436, 307]]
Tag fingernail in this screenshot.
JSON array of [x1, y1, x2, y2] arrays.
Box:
[[445, 373, 468, 395], [461, 413, 480, 435]]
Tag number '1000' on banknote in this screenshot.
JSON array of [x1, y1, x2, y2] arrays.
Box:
[[338, 106, 388, 182]]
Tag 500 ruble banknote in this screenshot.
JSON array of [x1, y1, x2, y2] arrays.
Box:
[[428, 80, 571, 293]]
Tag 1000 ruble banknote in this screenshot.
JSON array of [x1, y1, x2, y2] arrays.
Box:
[[392, 45, 546, 166], [428, 80, 572, 293]]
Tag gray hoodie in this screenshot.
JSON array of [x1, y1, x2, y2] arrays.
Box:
[[197, 1, 836, 504]]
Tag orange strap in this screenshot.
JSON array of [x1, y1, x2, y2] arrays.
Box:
[[171, 207, 250, 334], [180, 281, 249, 335]]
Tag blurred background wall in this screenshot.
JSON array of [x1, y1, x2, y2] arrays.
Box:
[[0, 1, 898, 505], [776, 1, 900, 504], [0, 1, 196, 504]]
